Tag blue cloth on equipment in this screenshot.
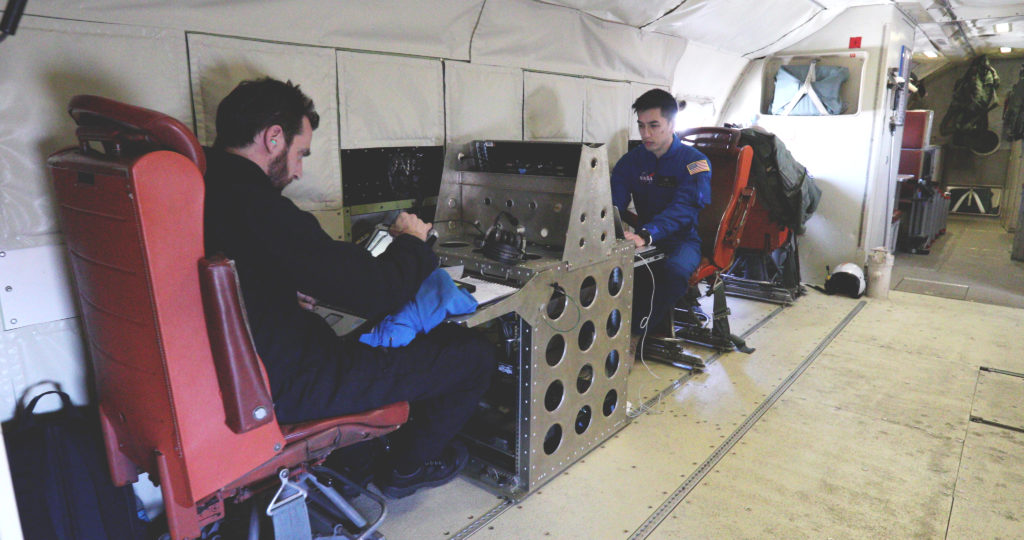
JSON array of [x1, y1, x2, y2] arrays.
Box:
[[359, 269, 478, 348]]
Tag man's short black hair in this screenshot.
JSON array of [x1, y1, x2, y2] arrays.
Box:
[[214, 77, 320, 150], [632, 89, 678, 122]]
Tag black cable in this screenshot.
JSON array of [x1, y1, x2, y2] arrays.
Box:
[[0, 0, 29, 44], [540, 283, 582, 333]]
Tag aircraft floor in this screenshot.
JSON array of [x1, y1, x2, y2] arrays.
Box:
[[893, 214, 1024, 309], [373, 284, 1024, 538]]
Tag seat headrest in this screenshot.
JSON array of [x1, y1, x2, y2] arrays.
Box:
[[678, 127, 742, 155], [68, 94, 206, 174]]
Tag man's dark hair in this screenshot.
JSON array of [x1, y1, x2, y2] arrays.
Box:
[[214, 77, 320, 149], [632, 89, 678, 122]]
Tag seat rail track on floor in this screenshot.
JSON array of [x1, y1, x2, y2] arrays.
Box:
[[628, 301, 866, 540]]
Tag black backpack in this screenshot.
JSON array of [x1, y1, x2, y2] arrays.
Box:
[[738, 127, 822, 234], [2, 390, 146, 540]]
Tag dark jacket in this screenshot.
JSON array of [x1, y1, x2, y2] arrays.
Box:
[[202, 148, 437, 395], [610, 134, 711, 245]]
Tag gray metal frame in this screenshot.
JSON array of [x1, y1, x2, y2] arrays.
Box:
[[436, 143, 634, 496]]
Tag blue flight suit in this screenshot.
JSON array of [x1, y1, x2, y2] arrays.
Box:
[[611, 134, 712, 334]]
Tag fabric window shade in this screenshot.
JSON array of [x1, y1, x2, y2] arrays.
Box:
[[444, 62, 524, 144], [584, 79, 632, 166], [188, 34, 341, 210], [524, 72, 585, 142], [337, 52, 444, 149]]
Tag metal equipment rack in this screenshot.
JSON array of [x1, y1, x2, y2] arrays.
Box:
[[434, 142, 634, 497]]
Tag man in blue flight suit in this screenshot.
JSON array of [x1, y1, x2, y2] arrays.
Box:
[[611, 89, 711, 337]]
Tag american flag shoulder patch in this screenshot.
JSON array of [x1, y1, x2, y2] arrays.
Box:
[[686, 159, 710, 175]]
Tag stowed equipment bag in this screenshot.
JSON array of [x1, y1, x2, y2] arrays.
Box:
[[738, 127, 822, 234], [2, 390, 145, 540], [940, 54, 1000, 136], [1004, 64, 1024, 142]]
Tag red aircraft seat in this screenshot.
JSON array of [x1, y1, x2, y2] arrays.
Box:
[[47, 95, 407, 540]]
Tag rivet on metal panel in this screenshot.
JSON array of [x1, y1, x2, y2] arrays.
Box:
[[273, 443, 282, 452], [4, 286, 11, 292], [9, 319, 16, 325], [0, 251, 5, 257]]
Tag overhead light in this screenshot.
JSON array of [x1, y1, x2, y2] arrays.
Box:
[[923, 50, 938, 58], [1001, 46, 1012, 54], [995, 22, 1011, 33]]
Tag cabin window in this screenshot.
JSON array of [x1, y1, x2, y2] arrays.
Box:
[[675, 96, 717, 129], [760, 52, 867, 116]]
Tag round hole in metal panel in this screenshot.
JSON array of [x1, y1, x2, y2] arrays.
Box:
[[547, 288, 567, 320], [506, 199, 514, 208], [603, 389, 618, 417], [577, 320, 596, 352], [606, 309, 621, 337], [545, 334, 566, 367], [590, 158, 598, 168], [579, 276, 597, 307], [439, 241, 470, 248], [545, 380, 564, 412], [575, 405, 592, 434], [579, 237, 585, 248], [544, 424, 562, 455], [608, 267, 623, 297], [484, 197, 492, 205], [601, 207, 607, 219], [580, 212, 586, 223], [601, 232, 607, 242], [605, 349, 620, 378], [529, 201, 538, 210], [576, 364, 594, 394]]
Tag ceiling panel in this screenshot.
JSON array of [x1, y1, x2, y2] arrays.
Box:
[[540, 0, 680, 27], [645, 0, 821, 56]]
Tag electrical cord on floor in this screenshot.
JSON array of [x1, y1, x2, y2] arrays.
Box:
[[627, 250, 664, 419], [634, 250, 659, 378]]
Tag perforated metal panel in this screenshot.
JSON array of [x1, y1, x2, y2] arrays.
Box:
[[436, 143, 633, 495]]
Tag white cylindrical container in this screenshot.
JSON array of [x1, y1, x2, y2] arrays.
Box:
[[866, 247, 895, 299]]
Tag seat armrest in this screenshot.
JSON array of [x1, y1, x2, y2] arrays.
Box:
[[199, 255, 275, 433]]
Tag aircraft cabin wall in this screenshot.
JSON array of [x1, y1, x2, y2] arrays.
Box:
[[0, 2, 713, 426], [671, 41, 751, 132], [721, 4, 915, 286]]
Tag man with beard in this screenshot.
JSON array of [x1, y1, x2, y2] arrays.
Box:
[[203, 77, 495, 498]]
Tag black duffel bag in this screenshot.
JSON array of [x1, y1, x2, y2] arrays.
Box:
[[2, 389, 146, 540]]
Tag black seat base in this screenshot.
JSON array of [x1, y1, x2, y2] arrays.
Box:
[[723, 235, 804, 305]]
